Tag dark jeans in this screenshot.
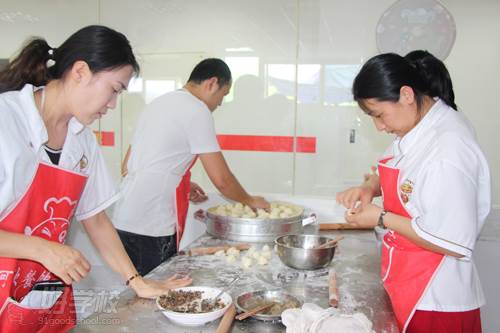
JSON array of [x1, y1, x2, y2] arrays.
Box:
[[117, 229, 177, 276]]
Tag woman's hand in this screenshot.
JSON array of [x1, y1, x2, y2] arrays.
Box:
[[39, 240, 91, 284], [129, 275, 193, 299], [344, 203, 383, 229], [336, 185, 376, 209], [189, 182, 208, 203]]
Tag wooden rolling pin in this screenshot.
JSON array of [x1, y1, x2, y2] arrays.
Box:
[[179, 244, 251, 256], [320, 223, 373, 231], [328, 268, 339, 308], [315, 236, 344, 249], [216, 304, 237, 333], [235, 303, 274, 321]]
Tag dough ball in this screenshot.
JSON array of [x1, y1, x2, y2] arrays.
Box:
[[270, 202, 279, 209], [214, 250, 226, 257], [247, 211, 257, 218], [247, 246, 257, 254], [215, 206, 227, 215], [269, 213, 280, 219], [230, 211, 241, 218], [251, 251, 261, 259], [262, 245, 271, 252], [270, 208, 280, 216], [226, 247, 240, 257], [283, 208, 293, 215], [234, 202, 244, 210], [241, 256, 253, 268], [279, 212, 289, 218], [257, 256, 269, 265], [244, 205, 253, 213], [226, 255, 237, 263], [261, 251, 272, 260], [257, 209, 270, 219]]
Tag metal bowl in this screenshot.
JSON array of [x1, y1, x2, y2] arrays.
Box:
[[235, 289, 302, 321], [275, 234, 336, 270]]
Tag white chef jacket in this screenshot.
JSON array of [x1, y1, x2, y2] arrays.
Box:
[[0, 84, 118, 221], [112, 89, 220, 237], [382, 99, 490, 311]]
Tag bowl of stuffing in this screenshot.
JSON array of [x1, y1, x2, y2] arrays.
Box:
[[156, 286, 232, 326]]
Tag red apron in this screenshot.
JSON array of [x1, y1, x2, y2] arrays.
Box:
[[0, 162, 87, 332], [378, 157, 444, 333], [175, 157, 198, 249]]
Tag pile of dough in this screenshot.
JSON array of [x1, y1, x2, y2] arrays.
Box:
[[210, 202, 302, 219], [241, 245, 272, 268], [212, 247, 241, 263], [212, 245, 273, 268]]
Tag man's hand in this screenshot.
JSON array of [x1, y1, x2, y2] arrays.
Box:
[[246, 196, 270, 210], [189, 182, 208, 203]]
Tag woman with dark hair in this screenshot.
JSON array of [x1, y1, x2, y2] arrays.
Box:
[[0, 25, 191, 332], [336, 52, 489, 333]]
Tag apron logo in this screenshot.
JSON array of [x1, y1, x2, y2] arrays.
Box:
[[400, 179, 414, 204], [0, 270, 14, 288], [79, 154, 88, 170], [24, 197, 77, 241]]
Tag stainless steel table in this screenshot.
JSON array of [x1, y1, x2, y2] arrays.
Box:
[[74, 229, 398, 332]]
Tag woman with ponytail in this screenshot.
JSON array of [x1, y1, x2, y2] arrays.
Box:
[[336, 51, 489, 333], [0, 25, 191, 332]]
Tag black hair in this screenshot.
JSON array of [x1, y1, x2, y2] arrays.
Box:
[[405, 50, 457, 110], [0, 25, 139, 93], [352, 53, 427, 112], [187, 58, 232, 87], [353, 52, 457, 112]]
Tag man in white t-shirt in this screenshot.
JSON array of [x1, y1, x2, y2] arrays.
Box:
[[112, 58, 269, 275]]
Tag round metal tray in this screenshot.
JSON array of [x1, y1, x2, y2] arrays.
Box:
[[198, 202, 315, 243], [235, 290, 302, 322]]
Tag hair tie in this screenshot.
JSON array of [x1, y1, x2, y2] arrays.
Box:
[[46, 48, 56, 68]]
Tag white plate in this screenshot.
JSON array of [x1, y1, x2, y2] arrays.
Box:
[[156, 286, 232, 327]]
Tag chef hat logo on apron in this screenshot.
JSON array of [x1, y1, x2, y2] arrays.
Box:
[[24, 197, 77, 242]]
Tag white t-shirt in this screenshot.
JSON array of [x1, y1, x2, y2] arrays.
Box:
[[0, 84, 118, 222], [382, 99, 490, 311], [112, 89, 220, 237]]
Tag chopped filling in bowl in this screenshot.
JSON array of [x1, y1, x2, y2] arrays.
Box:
[[158, 290, 225, 313]]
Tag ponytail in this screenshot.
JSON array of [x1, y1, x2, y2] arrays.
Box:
[[405, 50, 457, 111], [0, 38, 54, 93], [0, 25, 139, 94]]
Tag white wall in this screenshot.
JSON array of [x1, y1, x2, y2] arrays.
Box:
[[2, 0, 498, 204]]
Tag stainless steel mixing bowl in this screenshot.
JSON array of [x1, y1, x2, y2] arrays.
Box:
[[275, 234, 336, 270]]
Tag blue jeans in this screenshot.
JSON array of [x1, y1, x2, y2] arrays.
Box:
[[117, 229, 177, 276]]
